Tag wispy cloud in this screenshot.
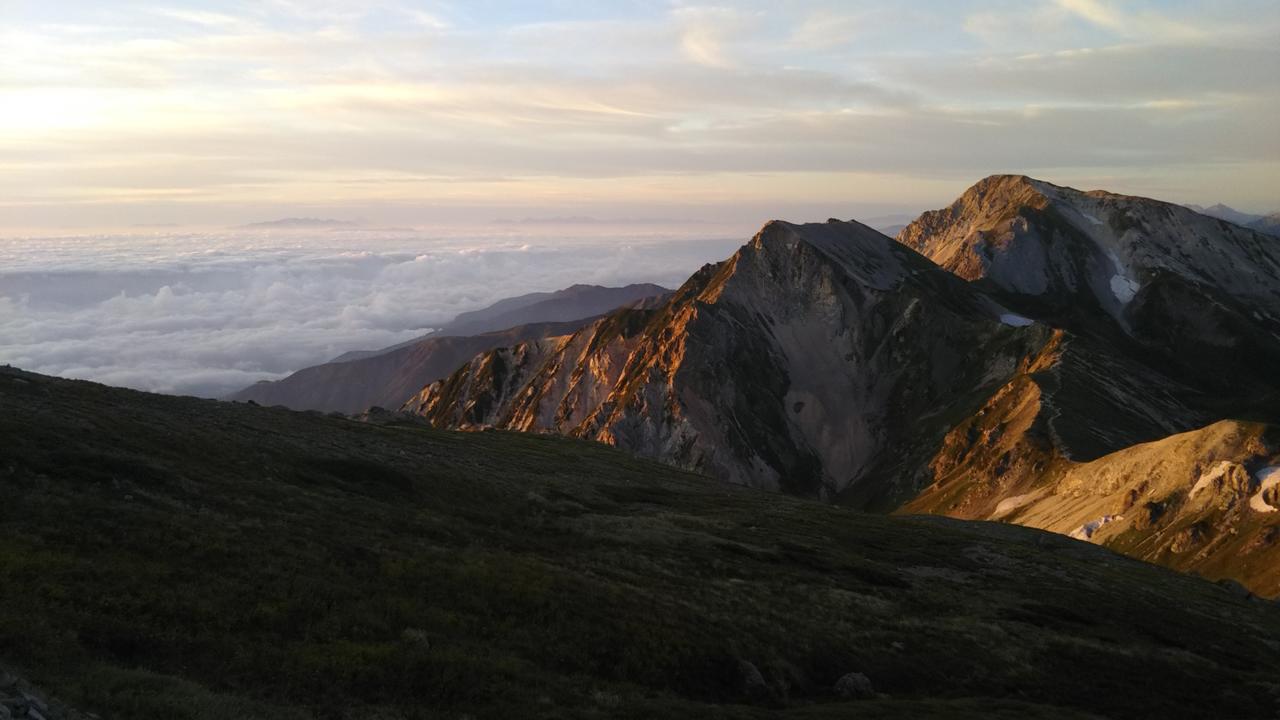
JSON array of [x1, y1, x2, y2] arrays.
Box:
[[1, 0, 1278, 231], [1055, 0, 1204, 41]]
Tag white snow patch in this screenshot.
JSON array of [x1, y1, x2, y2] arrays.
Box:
[[1249, 466, 1280, 513], [1101, 246, 1140, 304], [999, 313, 1035, 327], [1109, 275, 1140, 303], [1082, 213, 1105, 226], [1191, 461, 1235, 497], [992, 491, 1040, 518], [1068, 514, 1122, 541]]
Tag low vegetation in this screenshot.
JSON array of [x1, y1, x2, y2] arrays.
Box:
[[2, 367, 1279, 719]]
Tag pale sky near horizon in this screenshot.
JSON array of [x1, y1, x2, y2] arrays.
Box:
[[2, 0, 1278, 231]]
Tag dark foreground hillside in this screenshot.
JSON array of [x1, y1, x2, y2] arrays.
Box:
[[2, 367, 1279, 719]]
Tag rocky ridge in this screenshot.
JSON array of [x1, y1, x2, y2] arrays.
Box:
[[898, 175, 1280, 399], [230, 284, 670, 413], [408, 219, 1048, 502]]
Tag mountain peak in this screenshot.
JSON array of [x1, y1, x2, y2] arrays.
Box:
[[901, 174, 1280, 395]]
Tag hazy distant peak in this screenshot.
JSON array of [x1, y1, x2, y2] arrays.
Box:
[[238, 217, 360, 229], [1183, 203, 1264, 226]]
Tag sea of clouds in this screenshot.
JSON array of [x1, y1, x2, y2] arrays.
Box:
[[0, 228, 743, 398]]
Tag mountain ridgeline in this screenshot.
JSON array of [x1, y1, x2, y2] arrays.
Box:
[[230, 283, 669, 413], [403, 175, 1280, 595]]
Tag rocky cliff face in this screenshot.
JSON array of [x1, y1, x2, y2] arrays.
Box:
[[898, 175, 1280, 399]]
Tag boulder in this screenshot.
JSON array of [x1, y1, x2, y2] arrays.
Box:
[[737, 660, 768, 699], [834, 671, 875, 699]]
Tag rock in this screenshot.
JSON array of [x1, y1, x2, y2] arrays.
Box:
[[737, 660, 768, 699], [1170, 522, 1210, 553], [400, 627, 431, 649], [1244, 526, 1280, 553], [0, 703, 12, 720], [22, 692, 49, 714], [834, 671, 875, 699], [0, 672, 15, 690], [1132, 500, 1166, 530]]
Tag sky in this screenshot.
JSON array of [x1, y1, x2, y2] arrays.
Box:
[[1, 0, 1279, 398], [1, 0, 1278, 232]]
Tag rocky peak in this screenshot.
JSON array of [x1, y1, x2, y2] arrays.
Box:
[[899, 174, 1280, 400], [408, 219, 1045, 501]]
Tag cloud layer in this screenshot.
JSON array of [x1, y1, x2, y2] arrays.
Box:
[[0, 228, 743, 398]]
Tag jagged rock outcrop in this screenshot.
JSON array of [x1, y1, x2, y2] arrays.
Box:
[[898, 175, 1280, 400], [229, 284, 670, 413], [229, 320, 590, 414]]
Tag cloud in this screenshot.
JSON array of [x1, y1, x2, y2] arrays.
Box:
[[0, 1, 1278, 229], [0, 229, 743, 398], [1056, 0, 1124, 30], [1055, 0, 1204, 41], [673, 6, 751, 68]]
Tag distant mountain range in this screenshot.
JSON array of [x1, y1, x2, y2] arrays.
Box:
[[237, 217, 360, 229], [1186, 203, 1280, 236], [1249, 212, 1280, 236]]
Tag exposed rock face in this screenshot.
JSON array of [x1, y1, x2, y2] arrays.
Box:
[[228, 319, 591, 414], [408, 219, 1048, 501], [910, 418, 1280, 595], [894, 177, 1280, 594], [898, 175, 1280, 399], [229, 283, 671, 414]]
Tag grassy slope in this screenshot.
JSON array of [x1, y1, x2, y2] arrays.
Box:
[[2, 367, 1280, 719]]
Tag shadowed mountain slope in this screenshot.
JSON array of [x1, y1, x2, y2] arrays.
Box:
[[5, 366, 1280, 719]]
